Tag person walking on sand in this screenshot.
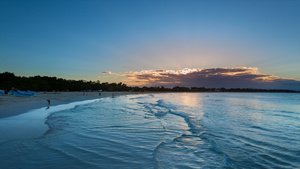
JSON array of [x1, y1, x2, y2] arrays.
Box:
[[47, 100, 51, 105]]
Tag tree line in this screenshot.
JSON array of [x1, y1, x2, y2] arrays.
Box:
[[0, 72, 130, 91], [0, 72, 298, 93]]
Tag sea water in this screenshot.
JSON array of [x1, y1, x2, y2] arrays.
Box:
[[0, 93, 299, 169]]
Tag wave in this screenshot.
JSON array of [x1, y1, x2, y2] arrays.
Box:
[[1, 93, 299, 168], [143, 98, 238, 168]]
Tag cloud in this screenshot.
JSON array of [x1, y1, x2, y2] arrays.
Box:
[[101, 71, 112, 74], [101, 67, 300, 90]]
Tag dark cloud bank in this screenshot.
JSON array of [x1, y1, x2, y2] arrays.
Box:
[[103, 67, 300, 91]]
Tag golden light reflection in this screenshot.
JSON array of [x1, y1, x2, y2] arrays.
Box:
[[180, 93, 203, 107]]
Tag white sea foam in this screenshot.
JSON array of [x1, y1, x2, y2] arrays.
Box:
[[0, 93, 299, 168], [0, 98, 99, 143]]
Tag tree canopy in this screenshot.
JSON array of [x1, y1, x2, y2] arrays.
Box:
[[0, 72, 130, 91]]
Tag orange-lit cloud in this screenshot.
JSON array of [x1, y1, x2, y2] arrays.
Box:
[[101, 67, 300, 90]]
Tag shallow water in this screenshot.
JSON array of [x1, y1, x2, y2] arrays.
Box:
[[0, 93, 299, 169]]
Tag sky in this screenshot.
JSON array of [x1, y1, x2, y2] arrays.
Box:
[[1, 0, 300, 90]]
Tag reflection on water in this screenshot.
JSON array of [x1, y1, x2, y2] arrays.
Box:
[[0, 93, 299, 169], [180, 93, 203, 107]]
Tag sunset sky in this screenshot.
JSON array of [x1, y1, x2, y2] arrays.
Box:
[[1, 0, 300, 90]]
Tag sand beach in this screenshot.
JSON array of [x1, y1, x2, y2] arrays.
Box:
[[0, 91, 131, 119]]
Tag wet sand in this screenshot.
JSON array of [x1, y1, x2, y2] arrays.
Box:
[[0, 92, 134, 119]]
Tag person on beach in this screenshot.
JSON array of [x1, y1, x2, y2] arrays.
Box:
[[46, 99, 51, 110]]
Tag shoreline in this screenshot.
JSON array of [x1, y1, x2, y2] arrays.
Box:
[[0, 91, 136, 119], [2, 91, 294, 119], [0, 91, 142, 143]]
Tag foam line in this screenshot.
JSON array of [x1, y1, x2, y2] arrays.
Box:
[[0, 98, 100, 143]]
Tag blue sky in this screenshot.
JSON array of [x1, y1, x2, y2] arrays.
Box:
[[1, 0, 300, 89]]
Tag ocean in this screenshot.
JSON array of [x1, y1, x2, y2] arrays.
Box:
[[0, 93, 299, 169]]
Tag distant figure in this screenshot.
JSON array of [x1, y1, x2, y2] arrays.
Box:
[[99, 93, 101, 96], [47, 99, 51, 105], [112, 94, 115, 98], [83, 92, 85, 95]]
